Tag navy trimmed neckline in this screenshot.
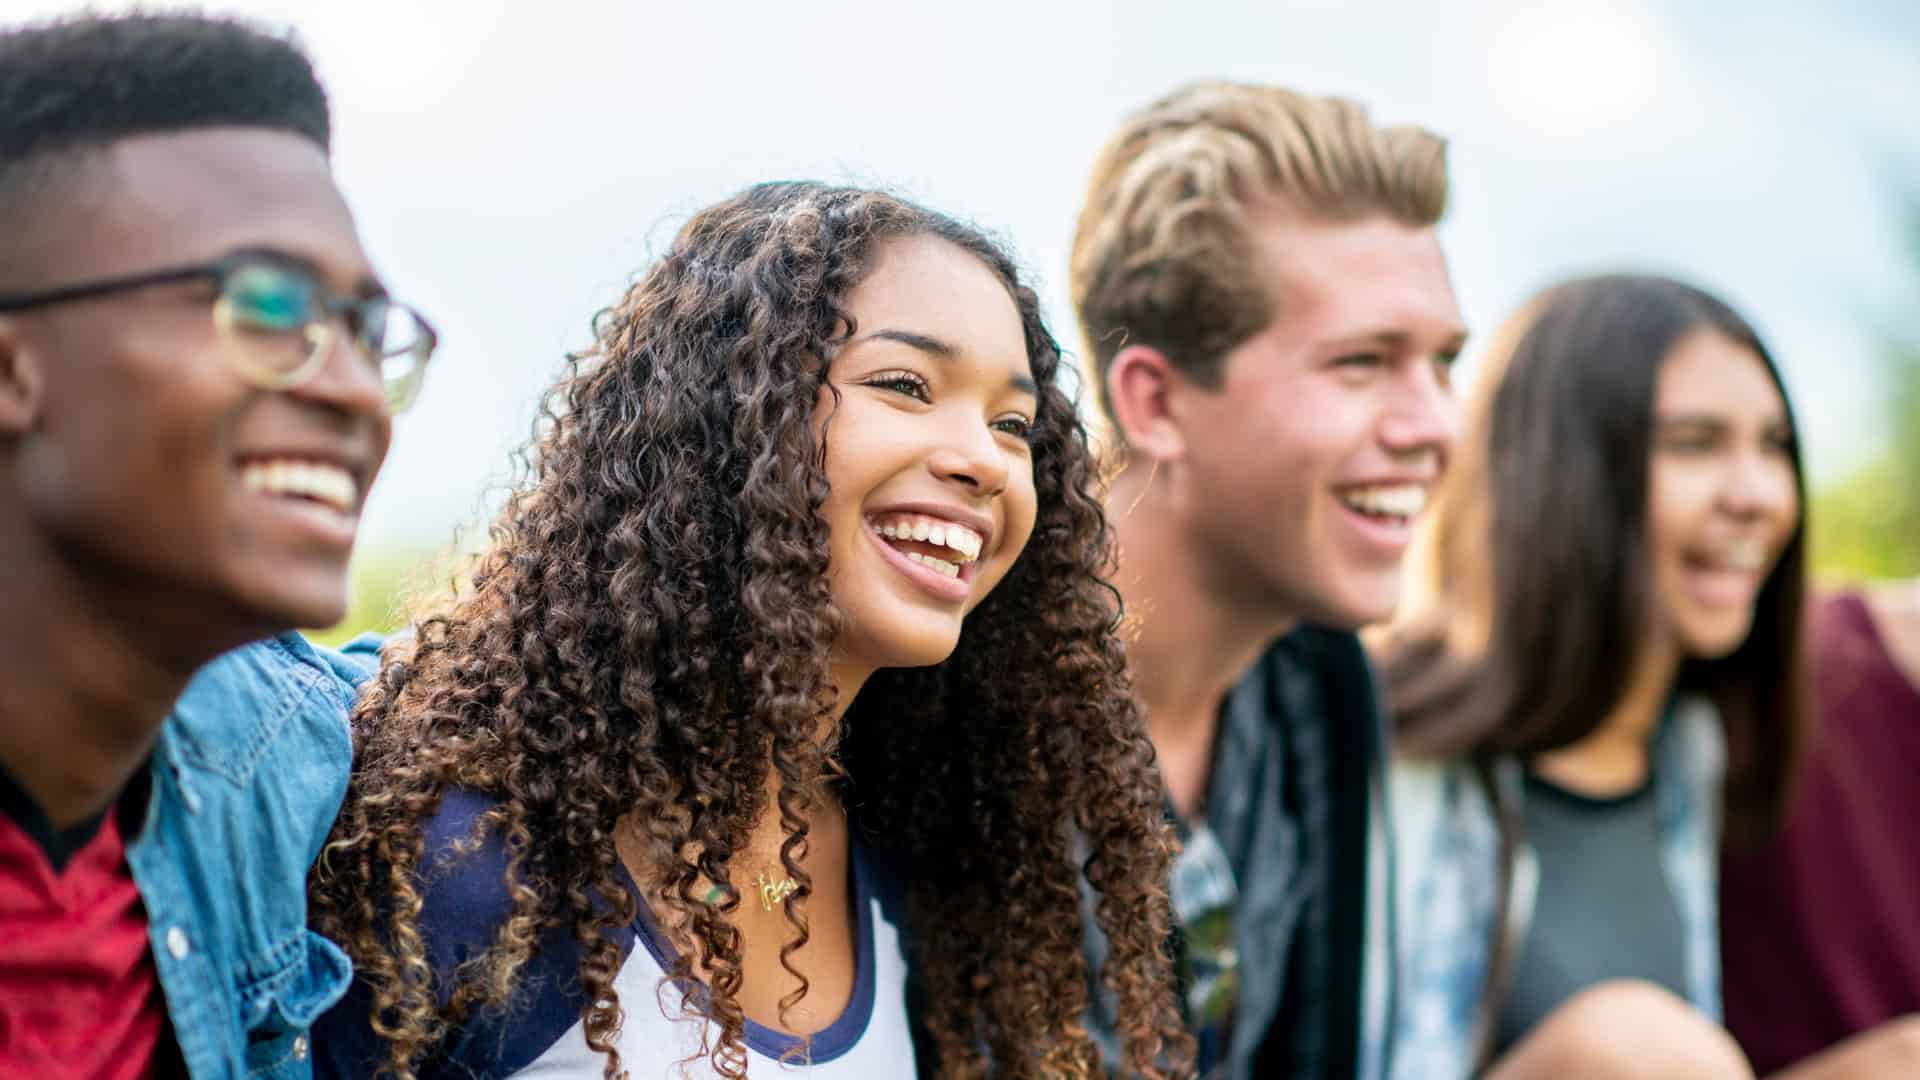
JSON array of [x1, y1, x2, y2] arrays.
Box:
[[627, 840, 880, 1065]]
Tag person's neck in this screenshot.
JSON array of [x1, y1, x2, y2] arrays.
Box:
[[0, 533, 211, 828], [735, 660, 868, 873], [626, 659, 867, 908], [1530, 637, 1681, 798], [1108, 466, 1297, 816]]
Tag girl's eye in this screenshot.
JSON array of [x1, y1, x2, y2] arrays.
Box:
[[865, 371, 931, 402], [993, 415, 1035, 442], [1660, 436, 1715, 455], [1657, 425, 1720, 454]]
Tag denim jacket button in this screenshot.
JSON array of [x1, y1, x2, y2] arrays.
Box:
[[291, 1035, 309, 1061], [166, 926, 190, 960]]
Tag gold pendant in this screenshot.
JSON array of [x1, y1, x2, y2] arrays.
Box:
[[754, 868, 799, 912]]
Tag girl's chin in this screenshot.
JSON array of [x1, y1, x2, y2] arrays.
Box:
[[1678, 618, 1756, 661], [880, 641, 962, 671], [844, 628, 964, 677]]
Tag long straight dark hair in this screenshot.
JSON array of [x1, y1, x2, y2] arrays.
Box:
[[1382, 273, 1808, 846]]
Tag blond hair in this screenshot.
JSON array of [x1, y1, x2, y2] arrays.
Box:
[[1070, 81, 1449, 428]]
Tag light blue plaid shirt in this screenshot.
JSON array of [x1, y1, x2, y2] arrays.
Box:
[[1384, 697, 1725, 1079]]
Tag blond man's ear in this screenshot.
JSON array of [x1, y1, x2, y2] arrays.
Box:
[[1105, 343, 1187, 465]]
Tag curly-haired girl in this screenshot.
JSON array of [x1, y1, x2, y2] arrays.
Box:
[[308, 182, 1191, 1080]]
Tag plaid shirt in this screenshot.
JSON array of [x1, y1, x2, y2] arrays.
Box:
[[1385, 697, 1726, 1078]]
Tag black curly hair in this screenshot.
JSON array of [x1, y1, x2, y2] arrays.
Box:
[[309, 181, 1192, 1079]]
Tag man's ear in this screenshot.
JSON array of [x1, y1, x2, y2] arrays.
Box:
[[1106, 344, 1186, 463], [0, 320, 44, 435]]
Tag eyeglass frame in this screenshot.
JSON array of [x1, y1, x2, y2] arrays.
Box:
[[0, 248, 439, 412]]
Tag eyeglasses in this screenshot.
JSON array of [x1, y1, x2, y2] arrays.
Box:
[[0, 250, 438, 414]]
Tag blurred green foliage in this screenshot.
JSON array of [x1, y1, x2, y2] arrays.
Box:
[[306, 543, 463, 646], [1809, 341, 1920, 580], [1807, 190, 1920, 584]]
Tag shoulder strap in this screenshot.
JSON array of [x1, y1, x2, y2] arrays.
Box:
[[1467, 757, 1536, 1076]]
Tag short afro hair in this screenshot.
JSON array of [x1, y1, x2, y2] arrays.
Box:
[[0, 10, 330, 168]]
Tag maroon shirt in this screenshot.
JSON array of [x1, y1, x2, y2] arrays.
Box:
[[1721, 591, 1920, 1073]]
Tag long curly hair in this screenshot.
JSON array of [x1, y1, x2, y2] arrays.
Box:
[[309, 181, 1191, 1080]]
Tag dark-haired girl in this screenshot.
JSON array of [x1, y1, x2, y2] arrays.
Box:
[[1376, 275, 1806, 1079], [308, 183, 1189, 1079]]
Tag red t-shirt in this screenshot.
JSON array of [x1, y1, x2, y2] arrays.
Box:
[[1721, 591, 1920, 1072], [0, 767, 172, 1079]]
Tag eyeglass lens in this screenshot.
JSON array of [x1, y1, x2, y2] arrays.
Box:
[[215, 261, 431, 412]]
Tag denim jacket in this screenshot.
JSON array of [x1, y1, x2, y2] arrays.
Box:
[[1082, 628, 1399, 1080], [1382, 696, 1724, 1079], [127, 633, 375, 1078]]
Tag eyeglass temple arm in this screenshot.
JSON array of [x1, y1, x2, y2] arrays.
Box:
[[0, 264, 221, 314]]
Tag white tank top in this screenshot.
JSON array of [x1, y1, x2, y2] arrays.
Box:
[[511, 851, 916, 1078]]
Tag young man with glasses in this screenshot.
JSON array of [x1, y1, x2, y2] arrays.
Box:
[[1071, 83, 1465, 1078], [0, 13, 436, 1076]]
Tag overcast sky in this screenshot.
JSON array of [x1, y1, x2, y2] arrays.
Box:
[[10, 0, 1919, 552]]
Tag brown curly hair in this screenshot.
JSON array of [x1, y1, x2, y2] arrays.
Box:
[[309, 181, 1192, 1079]]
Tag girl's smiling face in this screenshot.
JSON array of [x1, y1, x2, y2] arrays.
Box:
[[814, 233, 1039, 679], [1645, 330, 1801, 660]]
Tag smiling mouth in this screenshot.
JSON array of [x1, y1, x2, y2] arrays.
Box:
[[1336, 482, 1428, 527], [866, 512, 983, 580], [239, 458, 360, 518], [1675, 538, 1775, 614], [1686, 541, 1767, 574]]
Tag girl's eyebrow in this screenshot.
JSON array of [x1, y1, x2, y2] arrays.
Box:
[[1656, 413, 1727, 431], [858, 326, 1039, 395]]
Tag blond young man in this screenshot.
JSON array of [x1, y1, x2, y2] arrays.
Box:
[[1070, 82, 1466, 1079]]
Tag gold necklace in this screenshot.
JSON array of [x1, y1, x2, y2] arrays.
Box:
[[754, 867, 800, 912]]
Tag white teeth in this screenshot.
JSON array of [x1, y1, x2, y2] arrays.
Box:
[[904, 551, 960, 578], [866, 514, 984, 563], [1340, 484, 1427, 518], [1705, 543, 1767, 572], [241, 459, 358, 514]]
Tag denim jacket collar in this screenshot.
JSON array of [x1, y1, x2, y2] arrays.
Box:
[[123, 633, 372, 1077]]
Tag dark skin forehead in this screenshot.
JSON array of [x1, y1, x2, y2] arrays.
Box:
[[12, 127, 375, 297]]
